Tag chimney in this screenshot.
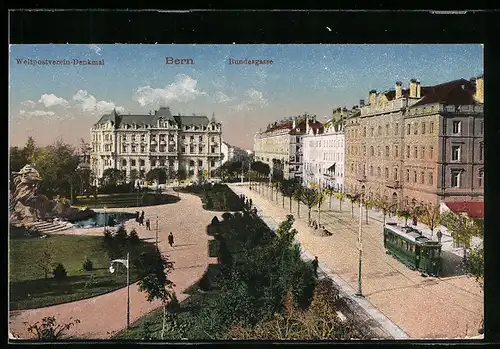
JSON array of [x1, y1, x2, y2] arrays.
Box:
[[475, 75, 484, 103], [395, 81, 402, 99], [359, 99, 365, 107], [292, 116, 296, 129], [409, 79, 417, 98], [416, 79, 421, 98], [369, 90, 377, 105], [306, 115, 310, 134]]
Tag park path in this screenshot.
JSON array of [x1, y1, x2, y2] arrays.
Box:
[[230, 183, 483, 339], [9, 191, 219, 340]]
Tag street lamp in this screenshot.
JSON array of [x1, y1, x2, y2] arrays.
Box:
[[155, 215, 159, 248], [356, 187, 365, 297], [135, 181, 140, 207], [109, 253, 130, 328]]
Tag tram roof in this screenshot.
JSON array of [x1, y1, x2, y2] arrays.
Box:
[[385, 224, 439, 246]]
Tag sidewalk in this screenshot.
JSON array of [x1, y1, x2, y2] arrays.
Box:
[[232, 185, 409, 340]]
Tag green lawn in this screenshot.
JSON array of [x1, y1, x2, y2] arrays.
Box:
[[9, 234, 155, 310], [73, 193, 180, 209]]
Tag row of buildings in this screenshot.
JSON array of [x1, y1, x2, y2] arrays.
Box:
[[253, 76, 484, 209]]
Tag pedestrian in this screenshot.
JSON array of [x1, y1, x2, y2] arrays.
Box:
[[168, 232, 174, 247], [437, 230, 443, 243], [412, 216, 417, 226], [312, 256, 319, 278], [146, 218, 151, 230], [135, 211, 140, 222]]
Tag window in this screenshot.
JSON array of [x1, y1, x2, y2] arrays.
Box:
[[407, 124, 411, 135], [377, 167, 381, 177], [430, 121, 434, 133], [131, 145, 136, 153], [452, 121, 461, 134], [395, 123, 399, 135], [189, 160, 195, 167], [199, 136, 203, 142], [181, 146, 186, 153], [122, 145, 127, 152], [420, 171, 425, 184], [363, 127, 367, 137], [385, 167, 389, 179], [377, 146, 381, 157], [414, 146, 418, 158], [451, 171, 460, 187], [211, 160, 215, 167], [479, 142, 484, 161], [394, 145, 399, 157], [385, 146, 390, 157], [141, 145, 146, 152], [351, 163, 354, 172], [198, 160, 203, 167], [131, 159, 136, 167], [429, 172, 433, 185], [421, 146, 425, 159], [370, 127, 374, 136], [407, 146, 410, 158], [422, 122, 426, 134], [478, 170, 483, 187], [429, 146, 434, 159], [370, 166, 374, 176], [414, 123, 418, 135], [386, 124, 390, 135], [451, 145, 460, 161], [122, 159, 127, 166], [413, 171, 417, 183], [181, 135, 185, 140], [480, 120, 484, 134], [370, 146, 374, 156], [394, 168, 398, 180], [140, 159, 145, 166], [406, 169, 410, 182], [363, 146, 366, 156], [378, 126, 382, 136]]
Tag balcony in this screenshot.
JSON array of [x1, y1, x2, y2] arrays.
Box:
[[386, 179, 402, 189], [150, 140, 157, 145]]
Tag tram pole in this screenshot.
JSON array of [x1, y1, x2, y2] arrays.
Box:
[[356, 193, 363, 297]]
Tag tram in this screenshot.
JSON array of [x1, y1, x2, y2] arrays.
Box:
[[383, 223, 442, 276]]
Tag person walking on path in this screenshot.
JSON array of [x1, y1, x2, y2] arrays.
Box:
[[145, 218, 151, 231], [437, 230, 443, 243], [312, 256, 319, 278], [139, 211, 145, 226], [168, 232, 174, 247], [135, 211, 140, 222]]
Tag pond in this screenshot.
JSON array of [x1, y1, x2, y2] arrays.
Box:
[[72, 212, 137, 228]]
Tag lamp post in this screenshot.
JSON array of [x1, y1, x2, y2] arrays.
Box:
[[109, 253, 130, 328], [356, 188, 364, 297], [136, 182, 140, 207], [155, 215, 159, 248]]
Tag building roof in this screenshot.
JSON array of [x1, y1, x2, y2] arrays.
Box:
[[445, 202, 484, 219], [93, 107, 212, 128], [410, 79, 478, 108]]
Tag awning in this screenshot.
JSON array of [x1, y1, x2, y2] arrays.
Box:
[[444, 201, 484, 219], [327, 163, 336, 171]]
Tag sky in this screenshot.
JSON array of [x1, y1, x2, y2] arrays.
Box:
[[9, 44, 483, 149]]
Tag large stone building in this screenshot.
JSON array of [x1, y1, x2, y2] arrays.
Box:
[[254, 114, 323, 180], [221, 141, 250, 165], [90, 107, 223, 184], [344, 76, 484, 207], [302, 107, 354, 191]]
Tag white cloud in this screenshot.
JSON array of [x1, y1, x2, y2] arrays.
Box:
[[20, 110, 56, 117], [134, 74, 207, 107], [232, 88, 268, 111], [38, 93, 69, 108], [21, 100, 36, 108], [72, 90, 126, 114], [214, 91, 234, 103], [88, 44, 102, 55]]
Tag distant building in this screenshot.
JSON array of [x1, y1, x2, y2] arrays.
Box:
[[254, 114, 323, 180], [344, 76, 484, 207], [302, 107, 354, 191], [90, 107, 223, 185], [221, 141, 250, 164]]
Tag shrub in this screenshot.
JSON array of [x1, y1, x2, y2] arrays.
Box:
[[128, 229, 140, 244], [205, 196, 214, 210], [222, 212, 233, 221], [211, 216, 220, 225], [52, 263, 67, 281], [167, 293, 181, 312], [103, 229, 113, 240], [114, 226, 128, 245], [83, 256, 93, 271]]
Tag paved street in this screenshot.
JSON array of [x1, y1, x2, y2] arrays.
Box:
[[230, 183, 483, 339], [9, 191, 218, 339]]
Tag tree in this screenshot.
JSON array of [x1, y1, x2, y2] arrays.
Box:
[[300, 186, 322, 224], [373, 194, 394, 227], [24, 316, 81, 341], [24, 136, 38, 165], [465, 245, 484, 289], [396, 205, 412, 227], [334, 192, 345, 212], [280, 179, 298, 213], [419, 204, 442, 237], [137, 247, 176, 340], [292, 184, 304, 219], [146, 168, 167, 186], [363, 197, 374, 225], [440, 211, 483, 260], [324, 186, 335, 210], [346, 193, 360, 218], [102, 168, 126, 186], [38, 241, 54, 280]]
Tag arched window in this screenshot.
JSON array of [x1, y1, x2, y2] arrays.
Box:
[[122, 159, 127, 166]]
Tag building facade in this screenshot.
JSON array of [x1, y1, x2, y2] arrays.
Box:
[[254, 115, 323, 180], [302, 109, 350, 191], [221, 141, 250, 164], [344, 77, 484, 207], [90, 107, 223, 184]]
